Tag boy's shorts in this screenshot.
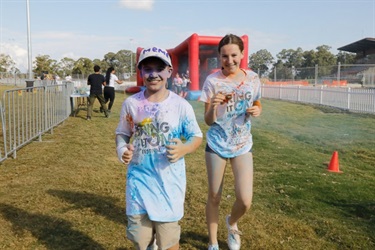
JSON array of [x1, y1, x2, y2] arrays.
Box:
[[127, 213, 180, 249]]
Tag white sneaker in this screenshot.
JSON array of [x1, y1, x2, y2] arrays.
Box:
[[146, 238, 158, 250], [226, 215, 242, 250], [208, 244, 219, 250]]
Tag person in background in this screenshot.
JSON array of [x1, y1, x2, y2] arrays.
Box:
[[199, 34, 262, 250], [172, 72, 183, 95], [65, 75, 72, 82], [181, 73, 190, 98], [115, 47, 202, 250], [86, 65, 109, 120], [104, 67, 123, 113]]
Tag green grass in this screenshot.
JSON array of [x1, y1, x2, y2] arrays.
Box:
[[0, 87, 374, 249]]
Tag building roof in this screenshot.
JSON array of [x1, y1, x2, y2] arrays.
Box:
[[338, 38, 375, 53]]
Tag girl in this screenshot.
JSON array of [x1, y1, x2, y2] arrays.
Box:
[[104, 67, 123, 113], [200, 34, 262, 250]]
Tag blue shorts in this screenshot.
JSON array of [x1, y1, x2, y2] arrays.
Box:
[[205, 144, 252, 159]]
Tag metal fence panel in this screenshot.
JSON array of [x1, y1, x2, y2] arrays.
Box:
[[0, 83, 74, 162]]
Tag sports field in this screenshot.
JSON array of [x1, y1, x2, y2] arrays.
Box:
[[0, 89, 374, 249]]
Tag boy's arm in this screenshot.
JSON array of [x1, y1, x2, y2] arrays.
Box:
[[166, 136, 202, 163]]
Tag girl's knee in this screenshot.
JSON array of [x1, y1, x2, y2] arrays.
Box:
[[207, 192, 222, 205], [237, 197, 252, 211]]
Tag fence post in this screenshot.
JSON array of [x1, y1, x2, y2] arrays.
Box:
[[279, 84, 282, 99], [347, 87, 351, 111], [297, 86, 301, 102], [337, 62, 341, 83], [320, 86, 324, 105], [274, 68, 277, 82], [315, 64, 318, 85]]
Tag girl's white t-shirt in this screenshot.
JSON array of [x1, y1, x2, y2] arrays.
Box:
[[116, 90, 202, 222], [200, 69, 261, 158], [108, 73, 118, 87]]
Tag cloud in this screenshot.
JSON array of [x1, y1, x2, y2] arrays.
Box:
[[0, 43, 28, 72], [119, 0, 154, 10]]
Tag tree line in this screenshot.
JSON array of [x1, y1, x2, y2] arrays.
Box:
[[0, 49, 134, 79], [0, 45, 364, 80]]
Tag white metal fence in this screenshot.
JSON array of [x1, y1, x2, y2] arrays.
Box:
[[0, 82, 74, 163], [261, 85, 375, 114]]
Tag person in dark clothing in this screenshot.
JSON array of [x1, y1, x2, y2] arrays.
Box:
[[87, 65, 109, 120]]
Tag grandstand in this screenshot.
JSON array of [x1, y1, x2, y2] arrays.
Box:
[[338, 38, 375, 87]]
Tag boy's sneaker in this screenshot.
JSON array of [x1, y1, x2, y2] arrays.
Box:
[[208, 244, 219, 250], [226, 215, 242, 250], [146, 238, 157, 250], [86, 116, 91, 121]]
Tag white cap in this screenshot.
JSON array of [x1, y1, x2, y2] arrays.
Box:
[[137, 47, 172, 69]]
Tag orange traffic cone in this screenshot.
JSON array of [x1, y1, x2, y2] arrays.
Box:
[[327, 151, 342, 173]]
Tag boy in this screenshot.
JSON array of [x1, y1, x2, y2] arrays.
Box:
[[115, 47, 203, 250], [87, 65, 109, 120]]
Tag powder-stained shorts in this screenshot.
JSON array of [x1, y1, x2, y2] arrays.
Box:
[[127, 213, 180, 249]]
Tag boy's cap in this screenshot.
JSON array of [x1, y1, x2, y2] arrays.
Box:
[[137, 47, 172, 69]]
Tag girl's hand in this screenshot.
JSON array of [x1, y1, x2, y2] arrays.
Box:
[[246, 105, 261, 117], [210, 92, 230, 108]]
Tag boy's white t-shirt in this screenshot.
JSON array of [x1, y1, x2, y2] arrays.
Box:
[[116, 90, 202, 222], [200, 69, 261, 158]]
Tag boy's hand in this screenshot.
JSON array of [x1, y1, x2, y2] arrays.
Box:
[[122, 144, 134, 164], [166, 138, 184, 163]]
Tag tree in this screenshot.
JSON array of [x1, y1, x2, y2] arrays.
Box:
[[115, 49, 133, 76], [315, 45, 337, 66], [0, 53, 17, 73], [72, 57, 94, 76], [103, 50, 133, 77], [33, 55, 57, 77], [336, 51, 356, 64], [248, 49, 274, 77], [276, 48, 304, 68], [303, 45, 336, 77], [58, 57, 75, 77]]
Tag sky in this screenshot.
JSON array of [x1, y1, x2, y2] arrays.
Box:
[[0, 0, 374, 72]]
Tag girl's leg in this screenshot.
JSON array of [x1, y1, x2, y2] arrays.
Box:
[[205, 151, 227, 245], [108, 89, 115, 111], [228, 152, 254, 225]]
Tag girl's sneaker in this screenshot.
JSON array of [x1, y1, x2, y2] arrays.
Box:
[[208, 244, 219, 250], [226, 215, 242, 250]]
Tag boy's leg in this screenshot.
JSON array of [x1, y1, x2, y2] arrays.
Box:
[[96, 94, 109, 117], [127, 214, 154, 250], [154, 221, 180, 250], [87, 95, 96, 118]]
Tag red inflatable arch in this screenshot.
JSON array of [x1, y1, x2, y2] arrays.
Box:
[[136, 33, 249, 91]]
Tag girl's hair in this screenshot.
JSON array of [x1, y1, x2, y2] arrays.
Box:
[[105, 67, 114, 85], [218, 34, 244, 53]]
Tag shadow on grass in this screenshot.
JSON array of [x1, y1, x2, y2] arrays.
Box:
[[323, 199, 375, 237], [47, 189, 126, 226], [0, 203, 105, 250], [180, 231, 228, 249]]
